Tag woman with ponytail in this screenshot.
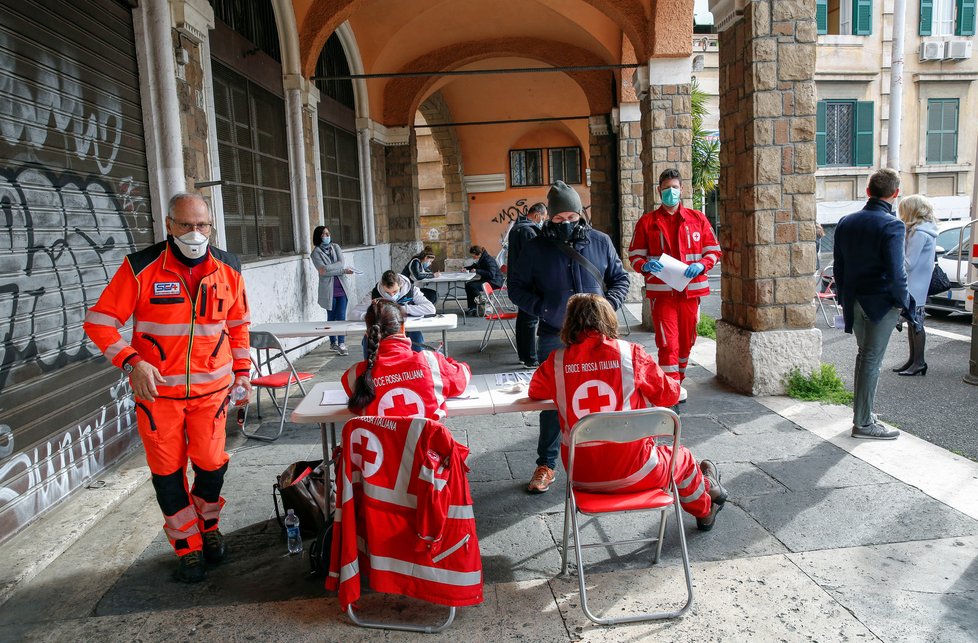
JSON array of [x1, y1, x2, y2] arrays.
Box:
[[343, 299, 472, 419]]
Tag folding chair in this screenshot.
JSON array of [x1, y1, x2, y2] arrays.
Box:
[[241, 331, 314, 442], [478, 282, 518, 354], [561, 407, 694, 625], [815, 264, 842, 328]]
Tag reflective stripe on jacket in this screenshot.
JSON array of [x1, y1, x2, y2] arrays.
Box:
[[628, 204, 721, 299], [84, 242, 251, 399]]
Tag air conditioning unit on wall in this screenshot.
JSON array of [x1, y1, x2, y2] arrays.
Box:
[[920, 40, 944, 61], [945, 40, 973, 60]]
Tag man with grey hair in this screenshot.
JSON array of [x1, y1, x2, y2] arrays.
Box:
[[84, 192, 252, 582], [834, 168, 910, 440]]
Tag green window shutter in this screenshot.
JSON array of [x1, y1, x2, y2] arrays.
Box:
[[854, 0, 874, 34], [920, 0, 933, 35], [957, 0, 976, 35], [853, 101, 875, 167], [817, 0, 828, 33], [950, 100, 959, 161], [816, 101, 827, 167]]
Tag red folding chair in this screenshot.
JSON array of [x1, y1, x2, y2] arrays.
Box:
[[241, 330, 314, 442], [561, 407, 694, 625], [815, 264, 842, 328], [478, 282, 518, 354]]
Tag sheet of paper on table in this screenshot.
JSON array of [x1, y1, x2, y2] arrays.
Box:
[[450, 384, 479, 399], [656, 253, 694, 292], [494, 372, 534, 385], [320, 389, 349, 405]]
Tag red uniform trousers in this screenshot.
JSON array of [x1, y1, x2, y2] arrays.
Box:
[[651, 295, 700, 383], [135, 389, 231, 556]]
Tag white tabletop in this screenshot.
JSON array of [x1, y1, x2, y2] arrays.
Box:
[[253, 314, 458, 338], [290, 373, 553, 425], [418, 272, 478, 284]]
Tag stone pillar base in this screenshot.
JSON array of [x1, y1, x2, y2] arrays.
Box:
[[715, 321, 821, 396]]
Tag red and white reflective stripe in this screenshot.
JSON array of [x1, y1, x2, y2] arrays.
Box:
[[687, 280, 710, 291], [232, 347, 250, 359], [432, 534, 470, 563], [343, 367, 357, 394], [192, 495, 225, 521], [85, 310, 123, 328], [105, 338, 129, 361], [677, 467, 705, 501], [447, 504, 474, 519], [422, 350, 446, 418], [617, 340, 635, 411], [351, 417, 432, 511], [646, 283, 672, 292], [368, 552, 481, 587], [553, 348, 569, 428], [159, 362, 233, 387], [702, 245, 721, 253], [571, 447, 659, 491], [135, 320, 225, 337], [163, 505, 200, 540], [628, 249, 648, 261], [226, 316, 250, 328]]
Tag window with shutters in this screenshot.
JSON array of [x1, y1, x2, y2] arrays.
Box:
[[920, 0, 977, 35], [817, 0, 873, 34], [926, 99, 959, 164], [816, 100, 875, 167], [319, 122, 364, 246], [548, 147, 582, 184], [213, 63, 295, 259], [510, 149, 544, 187]]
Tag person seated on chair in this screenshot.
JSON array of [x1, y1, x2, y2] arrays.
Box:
[[463, 244, 503, 316], [401, 246, 440, 305], [353, 270, 435, 356], [344, 299, 471, 419], [527, 293, 728, 531]]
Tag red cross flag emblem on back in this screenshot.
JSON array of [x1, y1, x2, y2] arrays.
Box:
[[348, 427, 383, 477], [572, 380, 618, 417], [377, 387, 425, 417]]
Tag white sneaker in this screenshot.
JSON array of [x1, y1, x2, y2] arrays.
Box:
[[337, 343, 348, 356], [678, 386, 688, 403]]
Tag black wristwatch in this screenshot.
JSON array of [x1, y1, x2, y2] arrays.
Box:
[[122, 359, 136, 375]]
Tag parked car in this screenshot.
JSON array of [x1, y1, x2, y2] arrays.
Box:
[[925, 220, 974, 317]]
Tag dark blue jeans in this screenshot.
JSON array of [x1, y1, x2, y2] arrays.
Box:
[[535, 332, 564, 469], [328, 294, 347, 345]]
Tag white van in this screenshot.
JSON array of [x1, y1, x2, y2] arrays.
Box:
[[926, 220, 974, 317]]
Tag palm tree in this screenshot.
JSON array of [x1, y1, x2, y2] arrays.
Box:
[[691, 79, 720, 212]]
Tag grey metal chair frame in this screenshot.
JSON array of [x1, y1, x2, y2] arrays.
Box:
[[561, 407, 694, 625], [241, 331, 312, 442], [478, 282, 518, 354], [345, 604, 455, 634], [815, 263, 842, 328]]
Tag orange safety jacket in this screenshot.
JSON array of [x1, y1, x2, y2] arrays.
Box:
[[628, 204, 722, 299], [84, 242, 251, 399]]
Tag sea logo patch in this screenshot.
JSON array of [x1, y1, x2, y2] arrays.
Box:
[[154, 282, 181, 296]]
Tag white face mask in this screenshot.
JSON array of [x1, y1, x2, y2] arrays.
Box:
[[173, 230, 209, 259]]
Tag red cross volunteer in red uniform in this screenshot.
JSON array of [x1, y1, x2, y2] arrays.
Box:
[[343, 300, 470, 419], [83, 193, 251, 583], [528, 294, 728, 530], [628, 168, 721, 402]]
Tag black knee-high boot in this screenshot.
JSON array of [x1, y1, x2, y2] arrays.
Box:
[[898, 325, 927, 376], [892, 327, 914, 372]]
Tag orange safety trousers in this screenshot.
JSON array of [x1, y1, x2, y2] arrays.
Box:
[[136, 388, 231, 556], [651, 296, 700, 383]]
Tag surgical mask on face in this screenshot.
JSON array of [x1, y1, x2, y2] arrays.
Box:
[[422, 261, 432, 270], [660, 187, 681, 208], [173, 230, 209, 259], [321, 236, 331, 247], [550, 221, 577, 243]]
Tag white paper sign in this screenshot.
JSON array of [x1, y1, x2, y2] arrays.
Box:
[[320, 389, 349, 406], [655, 253, 695, 292], [450, 384, 479, 400]]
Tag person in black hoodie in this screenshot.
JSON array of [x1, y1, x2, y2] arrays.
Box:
[[507, 202, 548, 366], [463, 245, 503, 315]]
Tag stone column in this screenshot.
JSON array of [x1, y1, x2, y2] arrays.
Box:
[[713, 0, 820, 395], [587, 115, 617, 244], [384, 132, 420, 269]]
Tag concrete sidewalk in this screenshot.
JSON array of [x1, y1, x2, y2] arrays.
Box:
[[2, 317, 977, 642]]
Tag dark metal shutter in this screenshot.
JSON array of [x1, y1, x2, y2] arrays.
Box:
[[0, 0, 153, 543]]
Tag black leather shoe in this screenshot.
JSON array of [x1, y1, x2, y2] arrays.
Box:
[[174, 550, 206, 583], [202, 529, 227, 564], [696, 460, 728, 532]]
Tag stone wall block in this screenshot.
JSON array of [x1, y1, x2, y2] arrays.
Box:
[[785, 303, 817, 328], [756, 147, 782, 184], [775, 275, 814, 304], [752, 243, 791, 278], [746, 305, 784, 331], [782, 146, 795, 174], [752, 38, 778, 62], [746, 278, 775, 305], [754, 92, 784, 118], [790, 241, 816, 275], [775, 222, 798, 244], [753, 62, 779, 90], [794, 141, 817, 173], [778, 44, 816, 81], [793, 193, 816, 221], [783, 174, 816, 194], [750, 1, 771, 35]]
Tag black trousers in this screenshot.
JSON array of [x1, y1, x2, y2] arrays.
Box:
[[515, 309, 539, 364], [465, 279, 486, 308]]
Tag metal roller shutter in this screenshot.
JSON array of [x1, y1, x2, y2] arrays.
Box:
[[0, 0, 153, 543]]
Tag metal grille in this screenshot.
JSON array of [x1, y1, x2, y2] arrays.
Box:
[[549, 147, 582, 184], [510, 149, 543, 187], [209, 0, 281, 62], [213, 63, 294, 258], [313, 34, 355, 110], [825, 102, 853, 166], [319, 120, 363, 246]]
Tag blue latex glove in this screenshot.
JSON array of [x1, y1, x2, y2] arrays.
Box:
[[684, 262, 705, 278], [642, 259, 663, 274]]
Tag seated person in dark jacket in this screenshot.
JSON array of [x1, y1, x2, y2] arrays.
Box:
[[463, 244, 503, 316], [402, 246, 440, 304]]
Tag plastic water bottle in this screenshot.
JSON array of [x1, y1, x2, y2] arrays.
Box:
[[285, 509, 302, 555], [230, 384, 248, 405]]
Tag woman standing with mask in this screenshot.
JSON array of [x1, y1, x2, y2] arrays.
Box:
[[311, 225, 355, 356], [892, 195, 938, 376]]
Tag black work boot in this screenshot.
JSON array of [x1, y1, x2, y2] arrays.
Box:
[[202, 529, 227, 564], [696, 460, 728, 532], [174, 550, 206, 583]]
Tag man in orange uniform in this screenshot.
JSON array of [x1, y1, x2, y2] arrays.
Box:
[[84, 193, 252, 583], [628, 168, 722, 402]]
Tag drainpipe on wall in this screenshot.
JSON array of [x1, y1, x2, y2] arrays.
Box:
[[886, 0, 907, 170], [357, 124, 377, 246], [284, 76, 310, 254], [150, 0, 186, 217]]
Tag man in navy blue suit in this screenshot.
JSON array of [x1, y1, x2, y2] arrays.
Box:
[[833, 168, 910, 440]]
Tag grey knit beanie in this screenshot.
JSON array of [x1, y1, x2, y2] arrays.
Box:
[[547, 181, 582, 216]]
